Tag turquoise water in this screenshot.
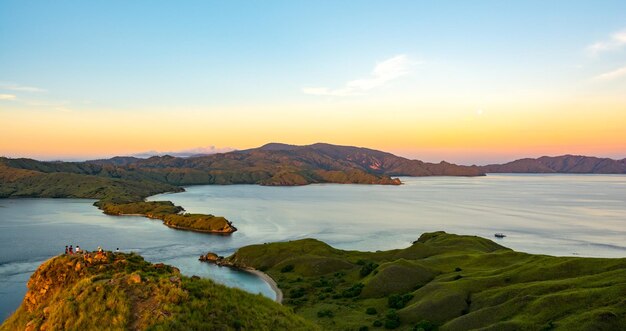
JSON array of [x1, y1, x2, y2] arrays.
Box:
[[1, 174, 625, 321], [0, 199, 275, 322]]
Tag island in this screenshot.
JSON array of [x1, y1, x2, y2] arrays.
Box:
[[98, 201, 236, 234]]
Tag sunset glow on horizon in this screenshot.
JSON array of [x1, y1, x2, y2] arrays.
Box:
[[1, 1, 625, 164]]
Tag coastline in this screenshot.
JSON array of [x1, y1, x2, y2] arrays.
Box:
[[104, 212, 236, 234], [243, 268, 283, 303]]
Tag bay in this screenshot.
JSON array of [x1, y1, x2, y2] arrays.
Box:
[[1, 174, 625, 321]]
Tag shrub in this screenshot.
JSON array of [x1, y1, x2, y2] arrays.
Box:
[[342, 283, 364, 298], [454, 267, 462, 272], [366, 307, 378, 315], [453, 275, 463, 280], [373, 320, 383, 327], [360, 262, 379, 277], [317, 309, 334, 318], [384, 309, 401, 329], [289, 287, 306, 298], [359, 326, 370, 331], [280, 264, 294, 273], [413, 320, 438, 331], [388, 294, 414, 309]]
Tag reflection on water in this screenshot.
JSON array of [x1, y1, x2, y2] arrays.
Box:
[[151, 174, 626, 256], [1, 174, 625, 321]]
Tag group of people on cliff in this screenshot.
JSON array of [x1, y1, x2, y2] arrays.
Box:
[[64, 245, 119, 256], [64, 245, 82, 255]]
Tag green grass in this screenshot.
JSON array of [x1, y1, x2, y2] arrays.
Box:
[[98, 201, 235, 233], [225, 232, 626, 330], [1, 253, 316, 331]]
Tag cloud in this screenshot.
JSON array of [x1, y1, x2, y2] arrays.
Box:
[[132, 146, 236, 158], [0, 94, 17, 100], [587, 29, 626, 55], [302, 54, 415, 97], [593, 66, 626, 81], [0, 83, 46, 93]]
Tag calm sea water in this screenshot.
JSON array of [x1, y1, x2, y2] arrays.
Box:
[[1, 174, 625, 321]]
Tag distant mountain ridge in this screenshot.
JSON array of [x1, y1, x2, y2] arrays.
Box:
[[0, 142, 487, 203], [481, 155, 626, 174], [245, 142, 485, 177]]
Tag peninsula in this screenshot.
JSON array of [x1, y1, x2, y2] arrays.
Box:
[[220, 232, 626, 330]]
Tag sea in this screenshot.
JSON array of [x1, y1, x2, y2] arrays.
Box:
[[1, 174, 625, 321]]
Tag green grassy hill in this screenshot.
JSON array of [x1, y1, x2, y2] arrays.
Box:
[[0, 253, 316, 331], [225, 232, 626, 330]]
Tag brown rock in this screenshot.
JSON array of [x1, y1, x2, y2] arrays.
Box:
[[199, 252, 220, 262], [128, 273, 142, 284], [169, 276, 181, 284]]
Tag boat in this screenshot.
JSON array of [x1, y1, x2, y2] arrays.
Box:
[[494, 233, 506, 238]]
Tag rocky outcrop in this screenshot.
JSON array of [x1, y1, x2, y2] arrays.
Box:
[[2, 252, 313, 330]]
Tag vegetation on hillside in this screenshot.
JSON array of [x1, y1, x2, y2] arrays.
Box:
[[0, 159, 233, 234], [0, 253, 316, 331], [225, 232, 626, 330], [98, 201, 236, 233]]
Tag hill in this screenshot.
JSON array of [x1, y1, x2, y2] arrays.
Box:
[[223, 232, 626, 330], [248, 143, 485, 177], [481, 155, 626, 174], [0, 252, 316, 331], [0, 160, 233, 234]]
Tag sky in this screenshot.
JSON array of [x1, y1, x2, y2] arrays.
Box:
[[1, 1, 625, 165]]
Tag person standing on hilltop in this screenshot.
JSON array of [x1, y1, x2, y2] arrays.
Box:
[[69, 245, 73, 254], [64, 245, 68, 255], [76, 245, 81, 254]]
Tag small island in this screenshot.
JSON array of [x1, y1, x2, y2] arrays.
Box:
[[98, 201, 236, 234]]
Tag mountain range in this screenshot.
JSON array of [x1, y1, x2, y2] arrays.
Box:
[[1, 143, 625, 203], [481, 154, 626, 174]]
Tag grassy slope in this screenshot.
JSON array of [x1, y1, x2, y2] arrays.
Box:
[[225, 232, 626, 330], [1, 253, 316, 331]]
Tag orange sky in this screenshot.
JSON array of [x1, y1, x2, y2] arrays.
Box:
[[2, 2, 626, 164], [2, 95, 624, 165]]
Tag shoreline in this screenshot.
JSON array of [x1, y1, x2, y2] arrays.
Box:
[[243, 268, 283, 303], [105, 212, 236, 234]]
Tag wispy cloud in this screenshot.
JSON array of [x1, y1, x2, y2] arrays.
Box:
[[587, 29, 626, 55], [132, 146, 236, 158], [0, 94, 17, 100], [593, 66, 626, 81], [0, 83, 47, 93], [302, 54, 415, 97]]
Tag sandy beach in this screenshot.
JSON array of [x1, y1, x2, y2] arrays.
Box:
[[244, 269, 283, 303]]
